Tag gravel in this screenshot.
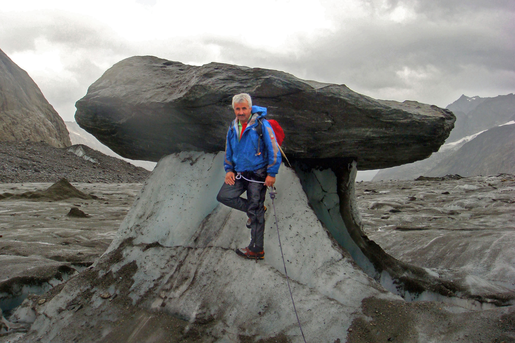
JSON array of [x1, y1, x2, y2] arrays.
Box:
[[0, 141, 151, 183]]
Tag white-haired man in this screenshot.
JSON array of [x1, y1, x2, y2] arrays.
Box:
[[216, 93, 282, 259]]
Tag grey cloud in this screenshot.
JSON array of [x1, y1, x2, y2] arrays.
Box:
[[411, 0, 515, 16], [0, 13, 41, 52], [1, 10, 135, 56], [2, 1, 513, 120], [1, 10, 139, 120], [372, 0, 515, 16], [201, 0, 514, 108]]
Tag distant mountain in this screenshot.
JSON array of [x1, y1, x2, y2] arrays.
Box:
[[66, 121, 156, 171], [427, 122, 515, 176], [0, 48, 71, 148], [373, 93, 515, 180], [446, 94, 487, 115], [446, 93, 515, 142]]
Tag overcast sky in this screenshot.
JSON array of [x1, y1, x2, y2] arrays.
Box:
[[2, 0, 514, 122]]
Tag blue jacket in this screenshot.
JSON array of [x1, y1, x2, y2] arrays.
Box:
[[224, 105, 282, 177]]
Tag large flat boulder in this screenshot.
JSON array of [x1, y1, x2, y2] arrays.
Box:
[[0, 49, 71, 148], [75, 56, 455, 169]]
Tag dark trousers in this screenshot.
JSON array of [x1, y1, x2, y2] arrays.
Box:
[[216, 168, 267, 252]]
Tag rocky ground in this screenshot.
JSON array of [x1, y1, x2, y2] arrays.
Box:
[[0, 143, 514, 341], [0, 141, 150, 183]]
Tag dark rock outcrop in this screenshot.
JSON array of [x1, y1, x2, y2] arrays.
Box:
[[0, 49, 71, 148], [75, 56, 455, 169]]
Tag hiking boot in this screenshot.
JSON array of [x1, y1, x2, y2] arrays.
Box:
[[246, 205, 267, 228], [236, 247, 265, 260]]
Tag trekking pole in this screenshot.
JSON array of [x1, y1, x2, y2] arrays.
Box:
[[268, 187, 307, 343]]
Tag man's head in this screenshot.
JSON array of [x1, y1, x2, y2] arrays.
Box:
[[232, 93, 252, 123]]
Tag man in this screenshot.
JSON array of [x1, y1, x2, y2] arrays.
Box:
[[216, 93, 282, 260]]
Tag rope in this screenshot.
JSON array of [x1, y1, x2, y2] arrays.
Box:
[[269, 188, 307, 343], [236, 172, 307, 342]]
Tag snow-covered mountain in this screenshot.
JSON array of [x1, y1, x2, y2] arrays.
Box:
[[427, 121, 515, 177], [373, 94, 515, 180], [446, 93, 515, 143]]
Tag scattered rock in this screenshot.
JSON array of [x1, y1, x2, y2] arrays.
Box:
[[357, 174, 515, 302], [67, 207, 89, 218], [0, 181, 143, 333], [415, 174, 463, 181]]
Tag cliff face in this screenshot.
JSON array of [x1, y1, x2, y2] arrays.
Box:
[[0, 49, 71, 148]]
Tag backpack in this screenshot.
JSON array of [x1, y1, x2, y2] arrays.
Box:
[[266, 119, 285, 146], [256, 118, 290, 167]]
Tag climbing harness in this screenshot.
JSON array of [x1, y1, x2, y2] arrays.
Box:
[[235, 172, 307, 342]]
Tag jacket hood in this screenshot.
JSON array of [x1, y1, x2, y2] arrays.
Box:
[[251, 105, 267, 119]]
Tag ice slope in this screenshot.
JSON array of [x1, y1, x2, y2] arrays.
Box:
[[12, 151, 515, 342], [105, 150, 394, 314], [19, 151, 395, 342]]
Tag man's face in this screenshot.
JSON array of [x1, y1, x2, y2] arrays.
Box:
[[234, 101, 252, 123]]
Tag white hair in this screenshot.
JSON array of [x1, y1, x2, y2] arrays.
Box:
[[232, 93, 252, 109]]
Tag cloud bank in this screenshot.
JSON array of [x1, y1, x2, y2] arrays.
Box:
[[2, 0, 514, 121]]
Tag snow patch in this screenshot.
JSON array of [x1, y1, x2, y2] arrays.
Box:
[[440, 131, 486, 152], [67, 146, 98, 164], [499, 120, 515, 127]]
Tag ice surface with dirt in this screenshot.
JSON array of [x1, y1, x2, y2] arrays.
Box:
[[356, 175, 515, 296], [0, 182, 142, 317], [2, 154, 515, 342]]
